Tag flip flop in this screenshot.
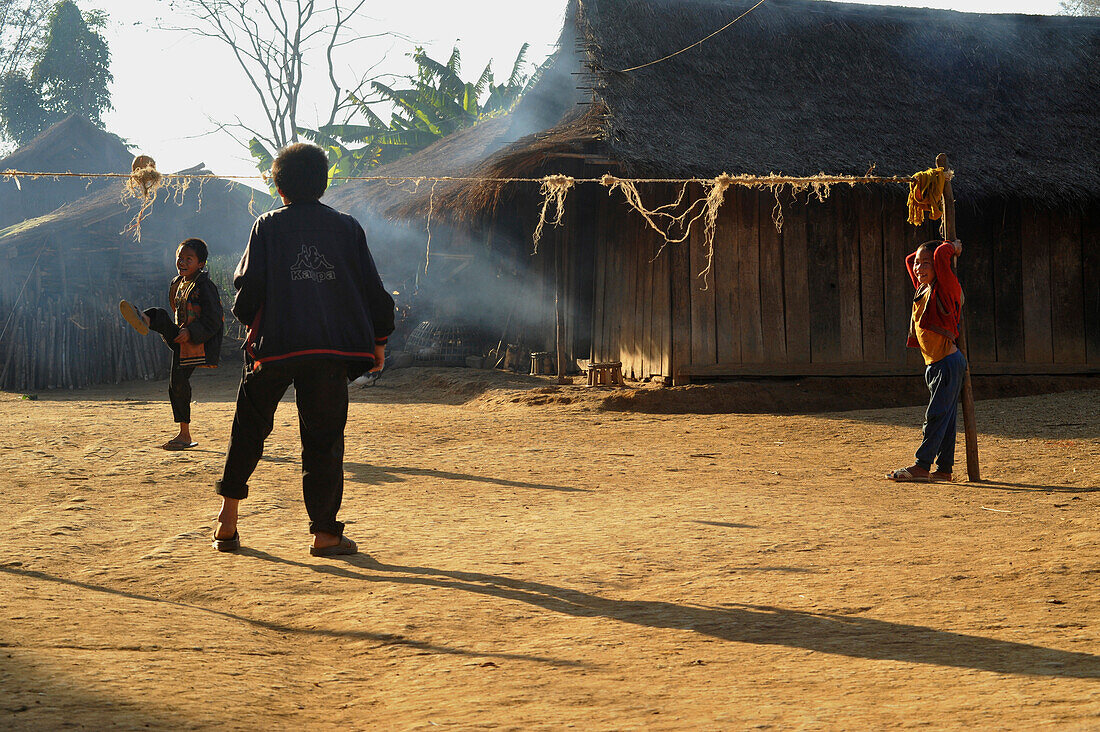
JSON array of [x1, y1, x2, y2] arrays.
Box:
[[930, 472, 954, 482], [212, 529, 240, 552], [119, 300, 149, 335], [309, 535, 358, 557], [162, 440, 198, 451], [885, 467, 930, 482]]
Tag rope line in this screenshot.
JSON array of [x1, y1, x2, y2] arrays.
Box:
[[618, 0, 769, 73], [1, 169, 916, 186], [0, 167, 926, 291]]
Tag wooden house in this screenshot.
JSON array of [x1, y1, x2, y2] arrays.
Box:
[[335, 0, 1100, 382]]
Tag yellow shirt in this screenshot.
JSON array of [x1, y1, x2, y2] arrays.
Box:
[[912, 286, 954, 365]]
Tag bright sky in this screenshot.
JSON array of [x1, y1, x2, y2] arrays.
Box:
[[86, 0, 1064, 182]]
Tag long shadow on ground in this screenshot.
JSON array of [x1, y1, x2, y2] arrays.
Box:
[[226, 551, 1100, 680], [0, 565, 581, 669], [0, 643, 187, 728], [344, 462, 589, 493]]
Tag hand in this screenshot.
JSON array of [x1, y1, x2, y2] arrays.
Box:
[[371, 343, 386, 372], [174, 327, 192, 344], [952, 239, 963, 255]]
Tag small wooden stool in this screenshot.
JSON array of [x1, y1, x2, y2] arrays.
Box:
[[530, 351, 553, 376], [587, 361, 624, 387]]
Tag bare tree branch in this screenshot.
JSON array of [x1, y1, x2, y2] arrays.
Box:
[[0, 0, 50, 77], [157, 0, 396, 154]]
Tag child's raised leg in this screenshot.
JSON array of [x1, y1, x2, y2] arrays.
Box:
[[144, 308, 180, 342], [119, 301, 151, 335]]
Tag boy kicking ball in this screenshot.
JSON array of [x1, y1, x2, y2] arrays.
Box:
[[120, 238, 223, 450]]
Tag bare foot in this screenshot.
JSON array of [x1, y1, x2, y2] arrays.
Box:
[[215, 498, 239, 540], [311, 531, 342, 550], [930, 470, 953, 482]]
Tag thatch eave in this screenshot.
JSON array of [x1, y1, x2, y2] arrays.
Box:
[[579, 0, 1100, 204]]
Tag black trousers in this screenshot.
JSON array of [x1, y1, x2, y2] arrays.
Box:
[[144, 307, 194, 424], [216, 359, 349, 536]]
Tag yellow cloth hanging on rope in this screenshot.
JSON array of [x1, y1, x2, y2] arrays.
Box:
[[907, 167, 946, 226]]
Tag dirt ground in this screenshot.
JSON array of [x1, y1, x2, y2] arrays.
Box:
[[1, 365, 1098, 730]]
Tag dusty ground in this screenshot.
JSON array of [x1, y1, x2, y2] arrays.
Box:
[[1, 365, 1098, 730]]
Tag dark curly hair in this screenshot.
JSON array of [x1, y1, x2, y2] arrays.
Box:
[[271, 142, 329, 203], [178, 237, 208, 264]]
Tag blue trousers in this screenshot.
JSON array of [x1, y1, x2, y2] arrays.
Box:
[[915, 349, 967, 472]]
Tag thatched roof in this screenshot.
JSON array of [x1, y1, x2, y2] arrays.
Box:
[[0, 168, 271, 296], [585, 0, 1099, 202], [0, 114, 131, 173], [0, 115, 134, 228], [344, 0, 1099, 222], [0, 171, 268, 248]]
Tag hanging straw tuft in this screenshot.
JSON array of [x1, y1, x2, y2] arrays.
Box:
[[122, 155, 163, 241], [531, 175, 575, 253]]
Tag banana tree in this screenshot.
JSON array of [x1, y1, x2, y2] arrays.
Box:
[[284, 44, 536, 189]]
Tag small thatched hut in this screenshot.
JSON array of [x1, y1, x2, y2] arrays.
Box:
[[0, 154, 270, 391], [0, 115, 135, 230], [337, 0, 1100, 382]]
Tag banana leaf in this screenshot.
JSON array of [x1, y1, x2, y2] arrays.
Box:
[[507, 43, 530, 88], [248, 138, 274, 173]]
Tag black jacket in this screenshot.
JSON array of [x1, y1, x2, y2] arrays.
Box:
[[168, 270, 223, 368], [233, 201, 395, 369]]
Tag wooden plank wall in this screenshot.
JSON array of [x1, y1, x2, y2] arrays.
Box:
[[955, 201, 997, 364], [589, 200, 672, 380], [587, 186, 1099, 379], [1084, 207, 1100, 364], [677, 187, 936, 376]]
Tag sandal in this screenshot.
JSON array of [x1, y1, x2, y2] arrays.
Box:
[[119, 300, 150, 335], [309, 535, 358, 557], [162, 440, 198, 451], [930, 471, 954, 482], [886, 467, 930, 482], [212, 529, 240, 552]]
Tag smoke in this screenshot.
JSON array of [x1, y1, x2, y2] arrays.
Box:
[[360, 210, 557, 353]]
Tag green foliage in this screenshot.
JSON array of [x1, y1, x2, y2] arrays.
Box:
[[1059, 0, 1099, 14], [0, 0, 112, 144], [290, 44, 537, 188], [247, 137, 278, 195], [0, 0, 51, 77], [0, 70, 44, 142]]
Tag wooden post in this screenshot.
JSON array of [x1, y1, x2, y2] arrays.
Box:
[[937, 153, 981, 482], [554, 226, 568, 384]]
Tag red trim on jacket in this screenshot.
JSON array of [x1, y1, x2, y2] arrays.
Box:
[[905, 241, 962, 347], [256, 348, 378, 365]]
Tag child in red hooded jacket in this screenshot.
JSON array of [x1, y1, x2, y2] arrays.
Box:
[[887, 238, 965, 482]]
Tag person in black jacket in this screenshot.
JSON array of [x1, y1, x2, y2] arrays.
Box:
[[119, 238, 223, 450], [211, 142, 395, 556]]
